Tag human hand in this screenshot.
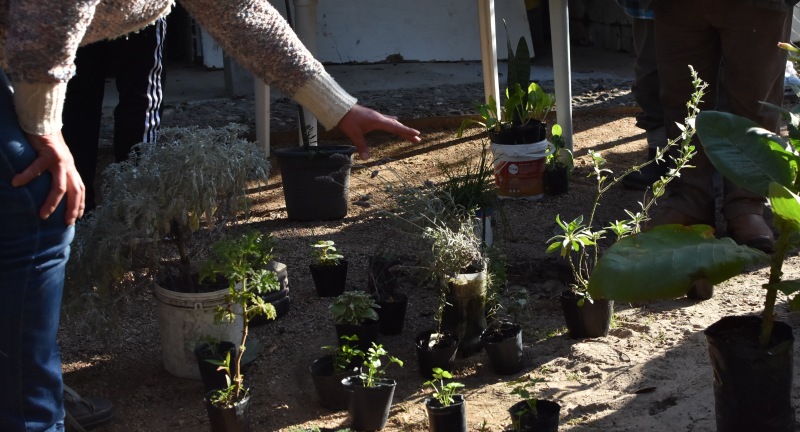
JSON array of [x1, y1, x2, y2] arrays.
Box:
[[11, 132, 85, 225], [337, 104, 422, 160]]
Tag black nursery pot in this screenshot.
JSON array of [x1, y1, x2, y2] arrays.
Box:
[[480, 322, 524, 375], [336, 319, 380, 353], [204, 391, 251, 432], [508, 399, 560, 432], [194, 341, 237, 394], [342, 376, 396, 431], [545, 167, 569, 195], [559, 290, 613, 339], [274, 145, 355, 222], [425, 395, 467, 432], [415, 330, 459, 379], [309, 260, 348, 297], [705, 315, 795, 432], [375, 293, 408, 335], [309, 355, 358, 411]]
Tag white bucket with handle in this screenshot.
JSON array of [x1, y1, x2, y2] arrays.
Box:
[[490, 139, 554, 200]]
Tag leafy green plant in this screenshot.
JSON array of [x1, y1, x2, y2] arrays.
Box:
[[423, 368, 464, 407], [546, 124, 574, 172], [357, 342, 404, 388], [589, 56, 800, 347], [510, 375, 545, 422], [330, 290, 380, 326], [201, 231, 280, 407], [546, 70, 707, 303], [322, 334, 363, 374], [311, 240, 344, 265]]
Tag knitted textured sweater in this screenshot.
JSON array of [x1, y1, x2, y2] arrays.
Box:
[[0, 0, 356, 135]]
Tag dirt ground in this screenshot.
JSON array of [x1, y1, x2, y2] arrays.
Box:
[[59, 97, 800, 431]]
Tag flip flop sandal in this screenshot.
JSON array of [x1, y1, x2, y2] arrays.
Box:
[[63, 385, 115, 431]]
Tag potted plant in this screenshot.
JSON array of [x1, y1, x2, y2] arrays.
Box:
[[194, 337, 238, 395], [64, 124, 271, 378], [367, 250, 408, 336], [544, 123, 573, 196], [479, 287, 528, 375], [330, 290, 381, 352], [458, 32, 556, 200], [341, 343, 404, 431], [310, 335, 362, 411], [309, 240, 348, 297], [423, 368, 466, 432], [507, 375, 560, 432], [200, 231, 280, 432], [274, 119, 356, 221], [545, 72, 706, 338], [588, 58, 800, 430]]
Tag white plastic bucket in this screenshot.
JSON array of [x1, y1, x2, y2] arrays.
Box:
[[154, 284, 244, 379], [491, 139, 554, 200]]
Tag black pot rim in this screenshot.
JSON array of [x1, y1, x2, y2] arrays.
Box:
[[274, 145, 356, 158], [415, 329, 459, 351], [425, 394, 465, 410]]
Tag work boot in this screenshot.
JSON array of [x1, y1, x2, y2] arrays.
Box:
[[727, 214, 775, 253], [63, 385, 115, 431]]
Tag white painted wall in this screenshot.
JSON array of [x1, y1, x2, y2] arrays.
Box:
[[268, 0, 533, 63]]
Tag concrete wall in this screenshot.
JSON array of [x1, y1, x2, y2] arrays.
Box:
[[567, 0, 635, 53], [267, 0, 533, 63]]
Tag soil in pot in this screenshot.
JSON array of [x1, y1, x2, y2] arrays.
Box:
[[310, 355, 359, 411], [425, 394, 467, 432], [195, 341, 237, 394], [310, 260, 348, 297], [479, 321, 524, 375], [705, 315, 795, 432], [341, 376, 397, 431], [416, 330, 459, 379], [559, 290, 613, 339], [508, 399, 561, 432], [204, 391, 251, 432], [274, 145, 355, 222], [335, 319, 380, 353], [375, 292, 408, 335]]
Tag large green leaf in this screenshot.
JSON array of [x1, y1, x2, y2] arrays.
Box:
[[696, 111, 794, 196], [587, 225, 769, 302], [769, 182, 800, 236]]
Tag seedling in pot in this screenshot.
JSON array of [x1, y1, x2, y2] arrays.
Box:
[[510, 375, 545, 427], [424, 368, 464, 407], [311, 240, 344, 265], [322, 334, 363, 374], [357, 343, 404, 388]]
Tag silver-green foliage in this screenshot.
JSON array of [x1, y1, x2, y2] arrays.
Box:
[[66, 124, 270, 331]]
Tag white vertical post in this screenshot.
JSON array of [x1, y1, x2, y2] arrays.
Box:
[[294, 0, 319, 146], [477, 0, 501, 116], [254, 80, 271, 156], [549, 0, 573, 151]]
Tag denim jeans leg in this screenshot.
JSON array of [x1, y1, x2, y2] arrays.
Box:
[[0, 74, 71, 432]]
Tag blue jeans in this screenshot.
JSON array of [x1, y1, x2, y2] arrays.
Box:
[[0, 73, 71, 432]]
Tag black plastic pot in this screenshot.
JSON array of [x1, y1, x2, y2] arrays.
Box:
[[204, 391, 251, 432], [545, 167, 569, 195], [480, 321, 524, 375], [274, 145, 355, 221], [250, 260, 290, 326], [416, 330, 459, 379], [341, 376, 396, 431], [705, 315, 795, 432], [442, 270, 487, 357], [310, 260, 348, 297], [559, 290, 613, 339], [336, 319, 380, 353], [195, 341, 237, 394], [375, 293, 408, 335], [425, 395, 466, 432], [508, 399, 560, 432], [310, 355, 359, 411]]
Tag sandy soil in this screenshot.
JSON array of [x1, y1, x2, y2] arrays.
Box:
[[58, 102, 800, 431]]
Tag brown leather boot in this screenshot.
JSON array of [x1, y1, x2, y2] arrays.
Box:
[[726, 214, 774, 253]]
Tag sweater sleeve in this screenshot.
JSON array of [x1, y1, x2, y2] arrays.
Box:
[[5, 0, 100, 135], [179, 0, 357, 130]]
